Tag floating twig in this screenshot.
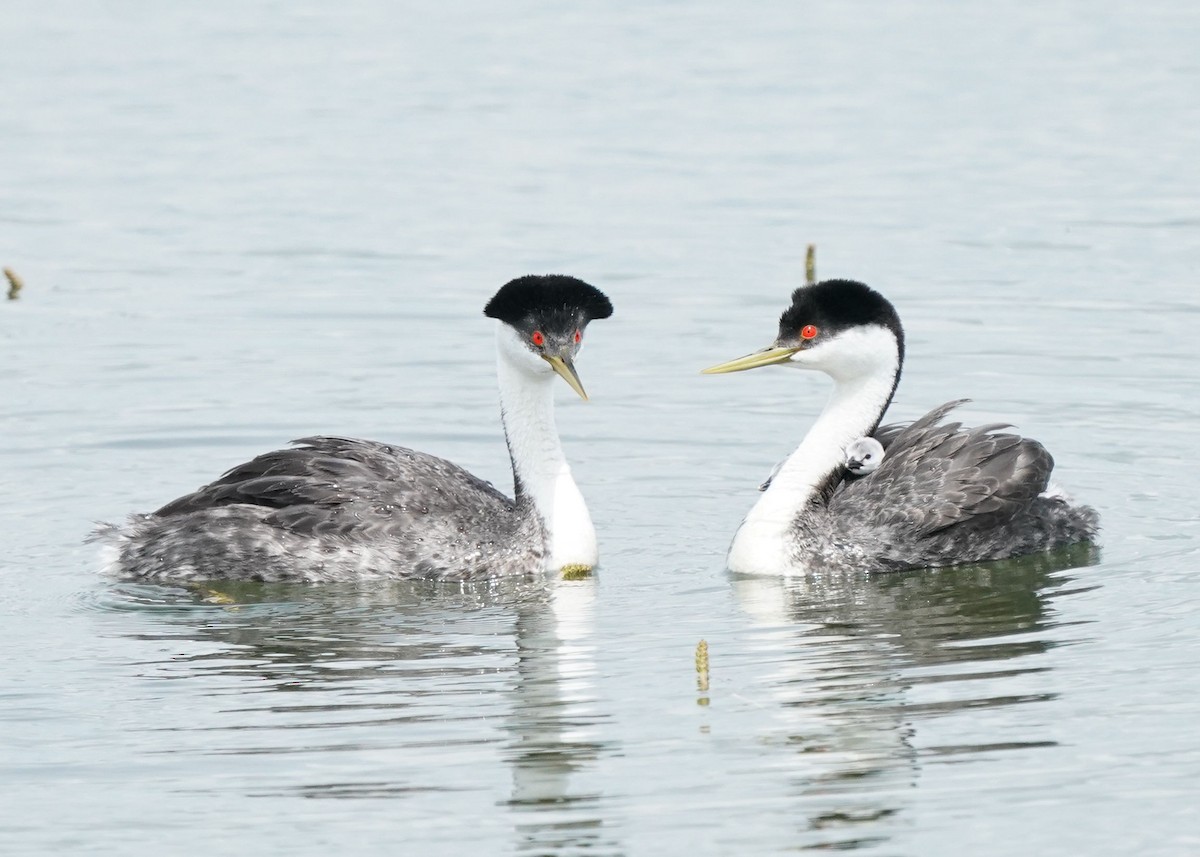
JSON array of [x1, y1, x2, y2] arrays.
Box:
[[695, 639, 710, 705], [805, 244, 816, 284], [4, 267, 23, 300]]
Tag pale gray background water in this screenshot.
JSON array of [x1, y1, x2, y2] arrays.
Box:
[[2, 1, 1199, 854]]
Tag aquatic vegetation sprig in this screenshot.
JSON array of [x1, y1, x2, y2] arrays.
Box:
[[4, 267, 23, 300], [560, 563, 593, 580]]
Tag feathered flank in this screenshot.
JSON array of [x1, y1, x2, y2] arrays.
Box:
[[830, 400, 1097, 559], [798, 402, 1098, 574]]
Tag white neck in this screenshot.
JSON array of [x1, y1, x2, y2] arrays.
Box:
[[495, 328, 597, 570], [727, 326, 900, 575]]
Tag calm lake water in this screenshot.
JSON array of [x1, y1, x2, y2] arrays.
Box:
[[3, 1, 1199, 854]]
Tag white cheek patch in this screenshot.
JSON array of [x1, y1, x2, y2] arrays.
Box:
[[496, 323, 553, 376], [788, 325, 899, 381]]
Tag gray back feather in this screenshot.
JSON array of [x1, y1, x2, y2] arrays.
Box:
[[831, 400, 1054, 537], [113, 437, 539, 582], [157, 437, 514, 524]]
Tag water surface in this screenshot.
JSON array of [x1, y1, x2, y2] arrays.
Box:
[[2, 1, 1199, 854]]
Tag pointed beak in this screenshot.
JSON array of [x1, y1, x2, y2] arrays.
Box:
[[701, 345, 800, 375], [543, 355, 589, 400]]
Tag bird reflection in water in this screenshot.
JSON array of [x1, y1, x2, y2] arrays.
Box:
[[97, 576, 621, 854], [502, 579, 620, 855], [730, 543, 1100, 852]]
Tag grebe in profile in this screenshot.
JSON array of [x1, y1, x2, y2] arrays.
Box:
[[95, 274, 613, 583], [704, 278, 1097, 576]]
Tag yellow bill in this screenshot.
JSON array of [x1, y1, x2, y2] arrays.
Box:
[[544, 355, 589, 400], [701, 345, 800, 374]]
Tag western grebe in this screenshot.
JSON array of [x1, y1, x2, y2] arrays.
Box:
[[94, 274, 613, 583], [704, 278, 1098, 576]]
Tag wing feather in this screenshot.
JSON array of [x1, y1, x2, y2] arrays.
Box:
[[833, 400, 1054, 536], [154, 436, 514, 536]]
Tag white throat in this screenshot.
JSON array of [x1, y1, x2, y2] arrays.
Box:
[[727, 325, 900, 575], [495, 327, 597, 571]]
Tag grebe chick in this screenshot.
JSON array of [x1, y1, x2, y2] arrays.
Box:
[[845, 436, 885, 476]]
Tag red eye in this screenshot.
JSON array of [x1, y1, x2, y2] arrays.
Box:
[[531, 330, 545, 347], [800, 325, 818, 340], [573, 329, 581, 344]]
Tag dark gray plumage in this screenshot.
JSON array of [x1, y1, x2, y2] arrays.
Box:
[[705, 279, 1099, 576], [95, 439, 541, 582], [94, 275, 613, 583], [810, 400, 1098, 572]]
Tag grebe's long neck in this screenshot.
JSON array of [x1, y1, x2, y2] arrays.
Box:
[[496, 334, 597, 571], [727, 328, 901, 575]]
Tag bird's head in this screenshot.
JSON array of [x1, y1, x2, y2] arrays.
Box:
[[702, 279, 903, 383], [485, 274, 613, 399]]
